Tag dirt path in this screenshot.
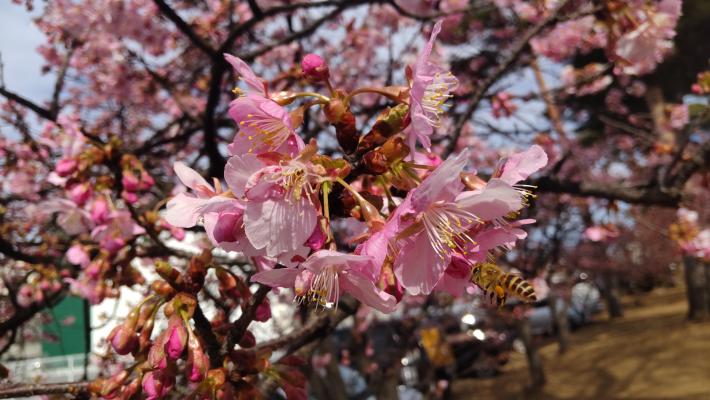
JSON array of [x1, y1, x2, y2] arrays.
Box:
[[451, 285, 710, 399]]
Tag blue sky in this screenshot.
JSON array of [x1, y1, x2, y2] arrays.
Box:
[[0, 3, 53, 104]]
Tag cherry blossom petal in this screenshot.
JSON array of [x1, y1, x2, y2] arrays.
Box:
[[251, 268, 300, 288], [174, 162, 212, 193], [455, 179, 522, 220], [165, 193, 209, 228], [224, 154, 265, 198], [411, 149, 468, 211], [224, 54, 266, 94], [341, 270, 397, 313], [394, 231, 447, 295], [244, 197, 317, 257], [498, 145, 547, 185]]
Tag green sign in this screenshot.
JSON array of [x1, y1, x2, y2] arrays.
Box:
[[42, 296, 89, 356]]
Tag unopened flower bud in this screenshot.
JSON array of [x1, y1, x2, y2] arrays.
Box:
[[165, 318, 188, 360], [68, 183, 92, 206], [239, 330, 256, 348], [121, 170, 140, 192], [142, 370, 174, 400], [254, 299, 271, 322], [108, 324, 138, 355], [55, 158, 77, 177], [120, 378, 140, 400], [301, 54, 329, 82], [101, 370, 129, 397], [151, 280, 176, 297], [91, 197, 109, 224], [379, 136, 410, 162], [185, 327, 210, 382], [335, 112, 358, 154], [121, 190, 138, 204], [363, 150, 388, 174], [306, 225, 326, 251], [155, 261, 180, 285]]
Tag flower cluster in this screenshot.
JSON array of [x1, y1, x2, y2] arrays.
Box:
[[671, 208, 710, 261], [166, 20, 547, 313], [528, 0, 682, 77]]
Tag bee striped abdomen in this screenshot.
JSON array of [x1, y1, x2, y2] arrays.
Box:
[[503, 273, 537, 302], [470, 263, 537, 307]]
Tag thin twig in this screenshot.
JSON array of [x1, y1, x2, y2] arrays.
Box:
[[444, 0, 573, 156]]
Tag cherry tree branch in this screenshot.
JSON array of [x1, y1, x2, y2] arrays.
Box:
[[0, 86, 55, 122], [193, 303, 223, 368], [152, 0, 217, 58], [228, 284, 271, 351], [257, 297, 358, 358], [49, 46, 75, 119], [0, 237, 56, 265], [534, 176, 681, 207], [0, 381, 90, 399], [444, 0, 573, 156], [0, 287, 67, 337]]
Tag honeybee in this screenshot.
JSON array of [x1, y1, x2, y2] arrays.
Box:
[[470, 263, 537, 307]]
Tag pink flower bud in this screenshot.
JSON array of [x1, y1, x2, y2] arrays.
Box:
[[121, 190, 138, 204], [148, 336, 167, 369], [67, 183, 91, 206], [102, 237, 126, 254], [212, 211, 241, 243], [91, 197, 109, 224], [255, 299, 271, 322], [139, 171, 155, 190], [17, 285, 33, 307], [55, 158, 77, 177], [187, 347, 209, 383], [306, 225, 326, 251], [142, 371, 174, 400], [108, 324, 138, 355], [66, 244, 90, 267], [170, 226, 185, 241], [121, 170, 140, 192], [165, 319, 187, 360], [301, 54, 329, 82]]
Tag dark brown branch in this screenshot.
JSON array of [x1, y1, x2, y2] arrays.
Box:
[[444, 0, 573, 156], [534, 176, 681, 207], [238, 5, 349, 62], [49, 47, 75, 119], [0, 87, 55, 122], [228, 284, 271, 350], [256, 297, 357, 357], [152, 0, 216, 58], [0, 329, 17, 357], [219, 0, 376, 53], [0, 237, 56, 265], [247, 0, 264, 18], [666, 126, 710, 188], [192, 303, 223, 368], [0, 381, 90, 399], [0, 288, 67, 336]]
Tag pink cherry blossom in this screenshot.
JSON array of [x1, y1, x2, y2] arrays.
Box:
[[404, 20, 458, 151], [391, 150, 521, 294], [224, 149, 319, 258], [613, 0, 682, 76], [227, 93, 304, 157], [252, 250, 396, 313], [165, 162, 230, 228], [91, 211, 146, 254]]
